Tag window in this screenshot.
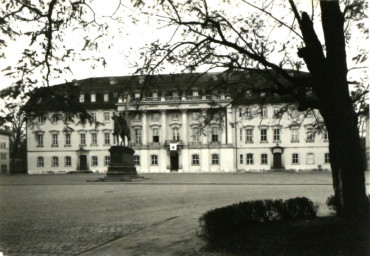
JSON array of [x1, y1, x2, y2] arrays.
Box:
[[192, 154, 200, 165], [104, 133, 111, 145], [273, 129, 280, 142], [52, 156, 59, 167], [135, 129, 142, 144], [152, 128, 159, 143], [245, 129, 253, 143], [79, 94, 85, 103], [65, 156, 72, 167], [240, 154, 243, 164], [172, 127, 180, 141], [151, 155, 158, 165], [91, 93, 96, 102], [246, 153, 254, 164], [133, 155, 140, 166], [260, 128, 267, 142], [261, 154, 268, 164], [291, 128, 299, 142], [172, 112, 179, 120], [325, 153, 330, 164], [306, 153, 315, 165], [65, 134, 71, 146], [273, 108, 282, 118], [1, 153, 6, 160], [306, 128, 315, 142], [80, 133, 86, 145], [211, 127, 219, 142], [91, 133, 98, 145], [104, 112, 110, 121], [239, 129, 243, 141], [292, 153, 299, 164], [37, 115, 44, 124], [262, 106, 268, 118], [192, 128, 200, 142], [52, 114, 58, 123], [211, 154, 219, 165], [52, 134, 58, 146], [245, 108, 252, 118], [323, 130, 329, 141], [37, 157, 44, 167], [0, 142, 6, 148], [193, 90, 199, 96], [91, 113, 97, 121], [104, 93, 109, 102], [239, 108, 243, 117], [105, 156, 110, 166], [37, 134, 44, 147], [152, 113, 159, 122], [91, 156, 98, 166]]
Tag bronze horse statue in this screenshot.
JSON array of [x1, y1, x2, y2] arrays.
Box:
[[112, 112, 131, 146]]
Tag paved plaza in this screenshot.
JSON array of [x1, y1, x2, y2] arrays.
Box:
[[0, 172, 369, 256]]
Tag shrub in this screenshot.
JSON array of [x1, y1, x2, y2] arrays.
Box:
[[198, 197, 318, 250]]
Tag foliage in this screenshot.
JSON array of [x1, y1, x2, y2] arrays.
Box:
[[327, 194, 370, 215], [198, 197, 318, 250]]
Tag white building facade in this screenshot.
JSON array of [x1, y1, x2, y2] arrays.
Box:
[[0, 129, 10, 174], [25, 73, 330, 174]]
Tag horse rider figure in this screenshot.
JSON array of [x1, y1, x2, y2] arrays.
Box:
[[112, 112, 131, 146]]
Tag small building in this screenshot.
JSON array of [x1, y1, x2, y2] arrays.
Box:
[[0, 129, 11, 174]]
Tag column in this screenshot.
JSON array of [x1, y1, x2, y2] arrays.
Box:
[[221, 110, 226, 144], [142, 111, 147, 145], [227, 107, 234, 145], [181, 110, 187, 144], [161, 110, 166, 143]]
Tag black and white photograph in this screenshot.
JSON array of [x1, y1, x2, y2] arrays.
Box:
[[0, 0, 369, 255]]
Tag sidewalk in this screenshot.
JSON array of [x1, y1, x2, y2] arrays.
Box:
[[79, 216, 205, 256]]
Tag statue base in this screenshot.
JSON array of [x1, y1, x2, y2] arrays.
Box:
[[104, 146, 144, 182]]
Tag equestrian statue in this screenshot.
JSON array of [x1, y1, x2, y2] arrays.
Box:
[[112, 112, 131, 146]]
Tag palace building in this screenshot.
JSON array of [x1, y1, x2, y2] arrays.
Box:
[[24, 71, 330, 174]]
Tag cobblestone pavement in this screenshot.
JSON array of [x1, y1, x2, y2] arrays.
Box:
[[0, 173, 369, 256]]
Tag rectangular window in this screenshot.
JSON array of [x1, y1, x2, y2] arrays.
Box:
[[192, 128, 199, 142], [261, 154, 268, 164], [262, 106, 268, 118], [273, 129, 280, 142], [240, 154, 243, 164], [37, 134, 44, 147], [91, 133, 98, 145], [273, 108, 282, 118], [79, 94, 85, 103], [52, 114, 58, 123], [152, 128, 159, 143], [52, 134, 58, 146], [323, 131, 329, 141], [91, 113, 97, 121], [37, 157, 44, 167], [1, 153, 6, 160], [52, 157, 59, 167], [104, 112, 110, 121], [211, 154, 219, 165], [91, 156, 98, 166], [291, 129, 299, 142], [246, 153, 254, 164], [65, 134, 71, 146], [65, 156, 72, 167], [292, 153, 299, 164], [172, 127, 180, 141], [37, 115, 43, 124], [104, 93, 109, 102], [306, 128, 315, 142], [325, 153, 330, 164], [245, 129, 253, 143], [91, 93, 96, 102], [239, 129, 243, 141], [192, 154, 200, 165], [306, 153, 315, 165], [135, 129, 142, 144], [105, 156, 111, 166], [245, 108, 252, 119], [151, 155, 158, 165], [211, 127, 219, 142], [260, 129, 267, 142], [80, 134, 86, 145], [104, 133, 110, 145], [152, 113, 159, 122], [134, 155, 140, 165]]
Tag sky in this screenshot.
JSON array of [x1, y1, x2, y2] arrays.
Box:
[[0, 0, 368, 94]]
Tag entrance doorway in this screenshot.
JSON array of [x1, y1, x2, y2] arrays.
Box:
[[79, 155, 88, 170], [273, 153, 282, 169], [170, 151, 179, 172]]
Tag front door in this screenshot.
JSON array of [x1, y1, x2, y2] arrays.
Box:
[[170, 151, 179, 172], [273, 153, 282, 168], [80, 155, 88, 170]]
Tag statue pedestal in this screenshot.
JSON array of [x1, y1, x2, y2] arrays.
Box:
[[104, 146, 143, 181]]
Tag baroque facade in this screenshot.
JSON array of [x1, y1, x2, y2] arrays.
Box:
[[25, 72, 330, 174]]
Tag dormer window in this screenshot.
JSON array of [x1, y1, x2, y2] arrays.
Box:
[[104, 93, 109, 102], [193, 90, 199, 97], [153, 92, 158, 98], [91, 93, 96, 102], [79, 94, 85, 103], [172, 91, 178, 97]]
